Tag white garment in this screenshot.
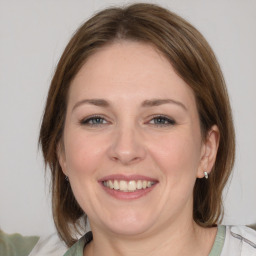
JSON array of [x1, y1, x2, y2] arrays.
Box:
[[28, 233, 67, 256], [221, 226, 256, 256]]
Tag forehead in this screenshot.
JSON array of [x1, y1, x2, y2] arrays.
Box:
[[69, 41, 196, 109]]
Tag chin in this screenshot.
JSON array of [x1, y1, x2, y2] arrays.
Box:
[[98, 210, 156, 236], [107, 221, 152, 236]]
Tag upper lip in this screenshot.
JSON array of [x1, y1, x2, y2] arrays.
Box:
[[98, 174, 158, 182]]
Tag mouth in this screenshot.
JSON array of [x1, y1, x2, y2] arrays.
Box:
[[99, 175, 158, 200], [102, 179, 156, 192]]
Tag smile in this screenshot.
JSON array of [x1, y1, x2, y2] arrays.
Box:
[[103, 180, 156, 192]]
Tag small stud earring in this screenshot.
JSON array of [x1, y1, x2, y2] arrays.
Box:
[[65, 176, 69, 181], [204, 171, 208, 179]]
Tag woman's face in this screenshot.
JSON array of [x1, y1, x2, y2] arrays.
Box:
[[59, 41, 217, 237]]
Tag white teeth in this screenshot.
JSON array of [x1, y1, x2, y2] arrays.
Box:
[[109, 180, 114, 189], [114, 180, 119, 190], [137, 180, 142, 189], [128, 181, 137, 191], [119, 180, 128, 191], [103, 179, 155, 192]]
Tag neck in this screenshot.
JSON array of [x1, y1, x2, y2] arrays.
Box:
[[84, 219, 217, 256]]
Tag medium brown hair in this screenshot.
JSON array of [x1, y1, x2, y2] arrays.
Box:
[[39, 3, 235, 246]]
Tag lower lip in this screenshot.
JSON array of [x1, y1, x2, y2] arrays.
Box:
[[100, 183, 156, 200]]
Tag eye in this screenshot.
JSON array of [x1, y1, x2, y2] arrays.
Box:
[[148, 115, 176, 126], [80, 115, 108, 126]]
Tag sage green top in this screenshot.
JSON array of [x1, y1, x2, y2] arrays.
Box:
[[209, 225, 226, 256], [0, 230, 39, 256], [63, 225, 226, 256]]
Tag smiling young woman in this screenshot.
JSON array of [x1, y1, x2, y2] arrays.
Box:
[[39, 3, 255, 256]]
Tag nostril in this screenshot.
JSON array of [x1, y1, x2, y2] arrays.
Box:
[[111, 154, 143, 165], [112, 156, 119, 162]]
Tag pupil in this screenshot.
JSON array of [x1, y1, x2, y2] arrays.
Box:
[[156, 118, 165, 124], [94, 118, 102, 124]]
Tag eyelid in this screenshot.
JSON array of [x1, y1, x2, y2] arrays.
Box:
[[79, 114, 110, 126], [78, 114, 175, 127], [147, 114, 176, 126]]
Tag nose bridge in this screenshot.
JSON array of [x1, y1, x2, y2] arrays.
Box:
[[109, 120, 146, 164]]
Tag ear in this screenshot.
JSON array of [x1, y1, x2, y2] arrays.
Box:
[[57, 142, 68, 176], [197, 125, 220, 178]]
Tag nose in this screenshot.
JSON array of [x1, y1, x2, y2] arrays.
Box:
[[107, 125, 146, 165]]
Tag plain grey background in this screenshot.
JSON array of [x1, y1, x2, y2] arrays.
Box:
[[0, 0, 255, 236]]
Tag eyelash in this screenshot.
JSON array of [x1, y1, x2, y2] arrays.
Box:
[[148, 115, 176, 127], [80, 115, 108, 126], [79, 115, 176, 127]]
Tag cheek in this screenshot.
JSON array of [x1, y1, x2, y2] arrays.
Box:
[[148, 131, 202, 177], [147, 132, 202, 213], [64, 130, 107, 177], [63, 131, 107, 212]]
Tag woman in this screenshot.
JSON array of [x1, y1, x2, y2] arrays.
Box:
[[39, 3, 256, 256]]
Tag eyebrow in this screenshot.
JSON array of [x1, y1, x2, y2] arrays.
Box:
[[142, 99, 187, 111], [72, 99, 110, 112], [72, 98, 187, 111]]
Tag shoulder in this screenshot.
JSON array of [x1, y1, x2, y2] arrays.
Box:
[[0, 229, 39, 256], [221, 225, 256, 256], [28, 233, 67, 256], [228, 226, 256, 246], [63, 231, 93, 256]]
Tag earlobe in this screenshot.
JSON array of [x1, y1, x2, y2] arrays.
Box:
[[197, 125, 220, 178]]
